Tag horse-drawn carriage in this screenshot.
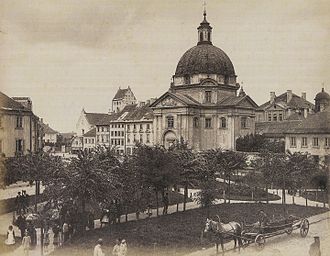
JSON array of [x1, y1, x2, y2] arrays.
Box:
[[241, 216, 309, 249], [204, 214, 310, 254]]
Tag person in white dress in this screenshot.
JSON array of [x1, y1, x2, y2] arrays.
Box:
[[118, 239, 127, 256], [93, 238, 105, 256], [5, 225, 16, 245], [22, 230, 31, 256]]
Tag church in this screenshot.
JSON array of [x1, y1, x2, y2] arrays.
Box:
[[150, 11, 258, 150]]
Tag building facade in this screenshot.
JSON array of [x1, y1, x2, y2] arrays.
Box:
[[112, 87, 137, 113], [0, 92, 42, 157], [150, 11, 258, 150]]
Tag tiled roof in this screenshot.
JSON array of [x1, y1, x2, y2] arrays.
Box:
[[258, 92, 314, 110], [40, 122, 58, 134], [284, 108, 330, 134], [0, 91, 29, 112], [85, 112, 109, 125], [113, 88, 130, 100], [96, 113, 119, 125], [119, 104, 154, 121], [83, 128, 96, 137], [256, 120, 302, 137]]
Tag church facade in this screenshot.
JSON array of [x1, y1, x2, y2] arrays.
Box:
[[150, 11, 258, 150]]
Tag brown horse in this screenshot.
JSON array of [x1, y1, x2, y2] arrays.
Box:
[[204, 216, 243, 254]]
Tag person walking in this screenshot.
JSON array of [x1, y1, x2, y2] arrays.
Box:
[[112, 238, 121, 256], [16, 213, 27, 239], [5, 225, 16, 245], [309, 236, 321, 256], [22, 230, 31, 256], [162, 193, 169, 215], [93, 238, 105, 256], [15, 192, 22, 214], [62, 222, 69, 244], [118, 239, 127, 256]]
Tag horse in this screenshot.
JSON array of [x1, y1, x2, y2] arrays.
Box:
[[204, 216, 243, 255]]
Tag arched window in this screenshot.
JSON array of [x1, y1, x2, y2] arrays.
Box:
[[167, 116, 174, 128], [220, 117, 227, 128], [193, 117, 199, 128], [208, 32, 211, 41], [199, 32, 203, 42]]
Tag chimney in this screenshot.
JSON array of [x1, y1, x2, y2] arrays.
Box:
[[303, 108, 308, 118], [40, 118, 43, 123], [301, 92, 306, 100], [270, 92, 276, 103], [287, 90, 292, 103]]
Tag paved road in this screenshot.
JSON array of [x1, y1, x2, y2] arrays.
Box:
[[186, 212, 330, 256]]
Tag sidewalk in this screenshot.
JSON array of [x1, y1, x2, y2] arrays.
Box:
[[0, 183, 45, 201]]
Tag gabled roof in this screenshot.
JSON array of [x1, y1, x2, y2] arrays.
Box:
[[150, 91, 200, 108], [284, 108, 330, 134], [256, 120, 302, 137], [96, 113, 119, 125], [40, 122, 58, 134], [113, 87, 135, 101], [218, 95, 258, 108], [83, 128, 96, 137], [120, 104, 154, 121], [0, 91, 30, 112], [258, 92, 314, 110], [85, 112, 109, 125]]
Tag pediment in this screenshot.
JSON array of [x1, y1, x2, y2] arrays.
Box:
[[154, 95, 185, 108], [265, 103, 286, 111], [237, 97, 259, 109]]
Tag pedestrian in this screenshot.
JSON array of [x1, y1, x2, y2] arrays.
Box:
[[53, 224, 60, 247], [16, 213, 27, 239], [93, 238, 105, 256], [112, 238, 121, 256], [62, 222, 69, 244], [162, 192, 169, 215], [22, 190, 29, 213], [27, 222, 36, 248], [21, 230, 31, 256], [309, 236, 321, 256], [118, 239, 127, 256], [5, 225, 16, 245], [15, 192, 22, 214]]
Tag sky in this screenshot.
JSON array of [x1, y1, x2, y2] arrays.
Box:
[[0, 0, 329, 132]]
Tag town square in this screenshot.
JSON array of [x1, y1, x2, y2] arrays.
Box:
[[0, 1, 329, 255]]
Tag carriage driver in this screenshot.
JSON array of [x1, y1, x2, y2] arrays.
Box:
[[257, 210, 269, 227]]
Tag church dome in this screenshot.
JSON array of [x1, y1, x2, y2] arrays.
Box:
[[315, 88, 330, 101], [174, 44, 235, 77]]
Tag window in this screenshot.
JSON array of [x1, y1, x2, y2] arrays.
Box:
[[279, 113, 283, 121], [184, 75, 190, 85], [290, 137, 296, 147], [16, 139, 23, 153], [167, 116, 174, 128], [140, 134, 143, 143], [16, 116, 23, 128], [199, 32, 203, 42], [146, 134, 150, 143], [121, 139, 124, 146], [205, 91, 212, 103], [325, 138, 329, 147], [147, 124, 150, 130], [273, 114, 277, 122], [220, 117, 227, 128], [241, 117, 247, 129], [205, 118, 212, 129], [268, 113, 272, 122], [111, 131, 114, 136], [302, 137, 308, 147], [313, 137, 319, 147], [140, 124, 143, 130], [85, 138, 88, 144], [193, 117, 199, 128], [101, 127, 104, 132], [97, 135, 100, 142], [127, 136, 130, 143], [127, 148, 132, 155], [133, 124, 136, 130], [127, 125, 130, 131], [133, 134, 136, 142]]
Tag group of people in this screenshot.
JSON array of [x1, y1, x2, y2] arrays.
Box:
[[94, 238, 127, 256], [15, 190, 29, 214]]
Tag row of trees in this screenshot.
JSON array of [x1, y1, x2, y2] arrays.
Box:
[[1, 142, 326, 230]]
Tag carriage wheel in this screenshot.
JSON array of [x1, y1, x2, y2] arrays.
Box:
[[255, 234, 265, 249], [300, 219, 309, 237], [240, 231, 250, 247], [285, 227, 293, 235]]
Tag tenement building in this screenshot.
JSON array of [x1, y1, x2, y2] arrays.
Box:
[[285, 88, 330, 167], [150, 11, 258, 150], [0, 91, 42, 157]]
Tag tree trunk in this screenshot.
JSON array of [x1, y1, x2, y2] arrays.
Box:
[[125, 206, 128, 222], [305, 189, 308, 207], [228, 175, 231, 204], [156, 191, 159, 217], [183, 183, 188, 211], [34, 180, 39, 212], [266, 185, 269, 204]]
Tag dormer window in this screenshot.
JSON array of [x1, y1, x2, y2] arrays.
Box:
[[184, 75, 190, 85]]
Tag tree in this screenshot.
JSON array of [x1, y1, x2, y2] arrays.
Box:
[[132, 144, 178, 216], [236, 134, 285, 153], [170, 139, 201, 211]]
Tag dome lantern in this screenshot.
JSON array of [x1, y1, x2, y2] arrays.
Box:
[[197, 8, 212, 45]]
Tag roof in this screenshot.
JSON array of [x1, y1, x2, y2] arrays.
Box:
[[83, 128, 96, 137], [96, 113, 119, 125], [40, 122, 58, 134], [256, 121, 302, 137], [113, 88, 134, 100], [85, 112, 109, 125], [0, 91, 30, 112], [284, 108, 330, 134], [175, 44, 235, 77], [258, 92, 314, 110], [120, 104, 154, 121]]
